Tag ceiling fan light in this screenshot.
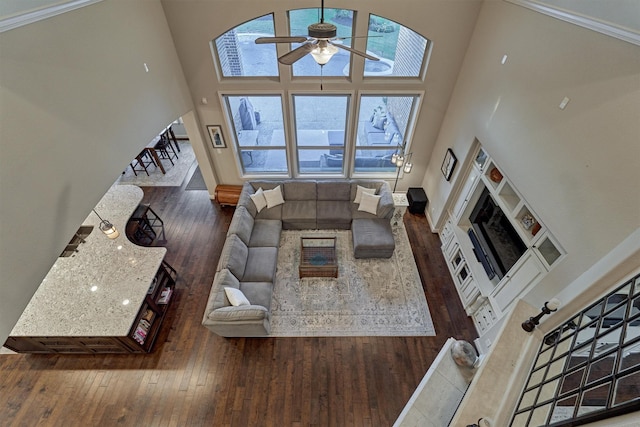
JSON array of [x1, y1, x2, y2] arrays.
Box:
[[310, 43, 338, 65]]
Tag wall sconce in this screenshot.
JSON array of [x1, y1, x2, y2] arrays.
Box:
[[522, 298, 561, 332], [92, 209, 120, 239]]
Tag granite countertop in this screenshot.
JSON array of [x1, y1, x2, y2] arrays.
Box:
[[10, 185, 166, 337]]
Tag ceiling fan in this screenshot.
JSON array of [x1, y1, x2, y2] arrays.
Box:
[[255, 0, 379, 66]]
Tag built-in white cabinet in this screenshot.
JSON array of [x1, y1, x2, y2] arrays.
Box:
[[451, 167, 479, 221], [440, 145, 566, 347], [472, 300, 497, 335], [492, 251, 545, 312]]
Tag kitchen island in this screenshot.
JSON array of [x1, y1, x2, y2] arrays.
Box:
[[4, 185, 175, 354]]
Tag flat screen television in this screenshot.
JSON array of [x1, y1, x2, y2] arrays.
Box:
[[468, 188, 527, 280]]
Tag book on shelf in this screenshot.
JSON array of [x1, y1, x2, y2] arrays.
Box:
[[147, 277, 158, 295], [133, 320, 150, 344], [158, 287, 172, 304]]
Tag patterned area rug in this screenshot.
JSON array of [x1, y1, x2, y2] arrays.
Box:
[[270, 224, 435, 337], [117, 141, 195, 187]]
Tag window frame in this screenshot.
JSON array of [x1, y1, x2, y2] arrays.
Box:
[[219, 91, 291, 178], [288, 90, 354, 179], [351, 91, 423, 179], [211, 13, 280, 80], [363, 13, 432, 81]]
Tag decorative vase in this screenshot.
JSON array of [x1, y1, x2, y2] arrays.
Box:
[[450, 340, 480, 368], [489, 167, 503, 183]]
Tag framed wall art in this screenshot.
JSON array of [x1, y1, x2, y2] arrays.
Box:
[[441, 148, 457, 181], [207, 125, 226, 148]]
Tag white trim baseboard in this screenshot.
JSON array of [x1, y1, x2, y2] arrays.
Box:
[[0, 0, 103, 33]]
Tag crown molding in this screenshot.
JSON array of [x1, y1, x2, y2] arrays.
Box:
[[506, 0, 640, 46], [0, 0, 103, 33]]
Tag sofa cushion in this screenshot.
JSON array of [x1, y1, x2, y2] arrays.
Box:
[[317, 201, 351, 222], [255, 204, 283, 220], [263, 185, 285, 209], [317, 181, 351, 201], [239, 282, 273, 309], [250, 219, 282, 247], [250, 181, 281, 192], [358, 192, 381, 215], [208, 305, 269, 321], [227, 206, 254, 245], [352, 218, 395, 259], [243, 247, 278, 282], [217, 234, 248, 279], [237, 183, 258, 217], [284, 181, 316, 200], [224, 287, 250, 306], [283, 200, 316, 221], [282, 200, 317, 229], [211, 269, 240, 309]]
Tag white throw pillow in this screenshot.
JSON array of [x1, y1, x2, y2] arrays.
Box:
[[263, 185, 285, 209], [354, 185, 376, 204], [358, 192, 381, 215], [250, 187, 267, 213], [224, 287, 250, 306]]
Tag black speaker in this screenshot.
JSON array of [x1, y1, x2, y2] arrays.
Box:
[[407, 187, 428, 214]]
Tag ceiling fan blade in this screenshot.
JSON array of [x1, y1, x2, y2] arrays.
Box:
[[333, 35, 382, 41], [330, 42, 380, 61], [255, 36, 308, 44], [278, 42, 315, 65]]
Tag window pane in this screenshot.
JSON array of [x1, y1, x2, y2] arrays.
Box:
[[293, 95, 349, 174], [620, 341, 640, 371], [355, 95, 419, 175], [289, 8, 354, 77], [614, 370, 640, 406], [365, 15, 428, 77], [224, 95, 287, 174], [551, 394, 578, 423], [214, 15, 279, 77], [579, 382, 611, 415]]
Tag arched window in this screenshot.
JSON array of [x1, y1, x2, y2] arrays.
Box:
[[212, 10, 430, 178]]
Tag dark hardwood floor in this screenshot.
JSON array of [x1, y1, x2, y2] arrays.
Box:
[[0, 183, 477, 427]]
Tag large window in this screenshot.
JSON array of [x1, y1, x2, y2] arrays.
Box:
[[213, 10, 430, 178], [512, 273, 640, 426], [223, 95, 287, 174], [354, 95, 420, 174], [292, 95, 349, 174]]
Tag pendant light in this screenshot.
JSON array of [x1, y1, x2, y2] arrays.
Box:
[[92, 209, 120, 239]]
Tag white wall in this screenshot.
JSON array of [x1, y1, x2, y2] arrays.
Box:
[[160, 0, 482, 187], [423, 1, 640, 307], [0, 0, 193, 344]]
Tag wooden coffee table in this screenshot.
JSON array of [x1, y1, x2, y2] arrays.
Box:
[[299, 237, 338, 278]]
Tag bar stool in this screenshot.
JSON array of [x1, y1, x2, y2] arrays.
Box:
[[129, 150, 157, 176], [126, 204, 166, 246], [154, 134, 179, 165]]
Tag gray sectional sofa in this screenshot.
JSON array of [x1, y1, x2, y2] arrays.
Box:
[[202, 179, 396, 337]]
